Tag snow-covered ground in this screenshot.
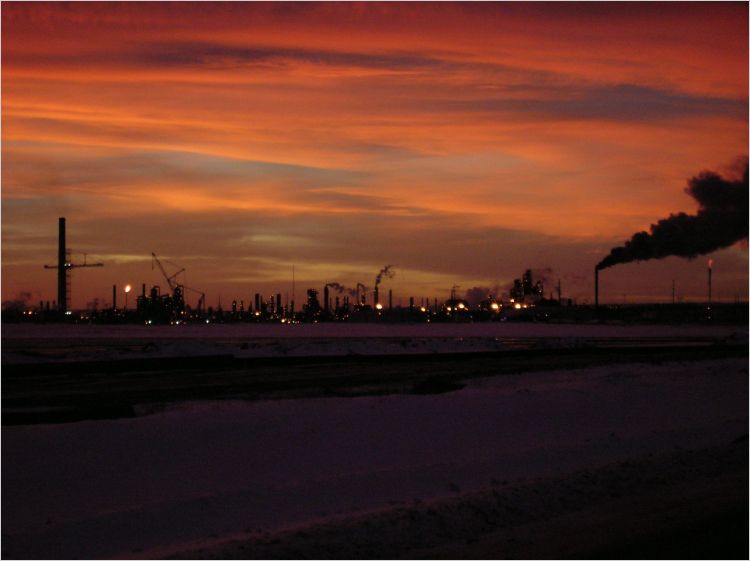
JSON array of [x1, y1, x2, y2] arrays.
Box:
[[2, 322, 746, 363], [2, 356, 747, 559], [3, 321, 746, 340]]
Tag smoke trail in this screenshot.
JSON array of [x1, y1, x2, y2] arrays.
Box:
[[356, 282, 367, 294], [374, 265, 395, 287], [325, 282, 347, 294], [597, 164, 748, 271], [464, 286, 502, 307], [531, 267, 554, 285]]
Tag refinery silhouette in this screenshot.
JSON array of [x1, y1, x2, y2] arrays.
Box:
[[23, 216, 560, 325], [3, 163, 747, 326], [3, 212, 746, 326]]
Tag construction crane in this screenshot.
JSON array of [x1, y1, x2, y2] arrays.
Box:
[[182, 284, 206, 314], [151, 252, 184, 292], [151, 252, 205, 313], [44, 217, 103, 313]]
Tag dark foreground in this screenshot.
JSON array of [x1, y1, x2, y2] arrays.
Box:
[[2, 342, 747, 559], [2, 342, 746, 425], [173, 438, 748, 560]]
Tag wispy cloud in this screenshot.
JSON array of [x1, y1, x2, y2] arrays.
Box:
[[2, 2, 747, 306]]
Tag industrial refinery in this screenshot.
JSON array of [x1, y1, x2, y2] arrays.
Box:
[[3, 217, 746, 325]]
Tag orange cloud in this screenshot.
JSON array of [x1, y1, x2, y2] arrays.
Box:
[[2, 2, 747, 308]]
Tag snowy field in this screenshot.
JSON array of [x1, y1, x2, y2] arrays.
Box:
[[2, 322, 746, 363], [2, 356, 747, 559]]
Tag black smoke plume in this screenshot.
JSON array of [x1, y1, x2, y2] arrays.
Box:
[[374, 265, 395, 288], [325, 282, 347, 294], [597, 164, 748, 271]]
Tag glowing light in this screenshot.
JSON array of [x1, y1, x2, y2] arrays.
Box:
[[375, 303, 383, 310], [446, 306, 452, 311], [490, 302, 500, 310], [708, 259, 713, 269], [124, 284, 132, 293], [514, 303, 521, 309], [457, 302, 466, 309], [420, 306, 426, 312]]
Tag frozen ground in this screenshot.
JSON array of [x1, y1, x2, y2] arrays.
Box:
[[2, 356, 747, 559], [2, 322, 746, 363]]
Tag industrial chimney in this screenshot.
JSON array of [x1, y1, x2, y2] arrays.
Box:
[[594, 267, 599, 309], [58, 217, 67, 312], [44, 217, 103, 314]]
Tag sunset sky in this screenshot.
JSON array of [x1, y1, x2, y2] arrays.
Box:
[[2, 2, 748, 310]]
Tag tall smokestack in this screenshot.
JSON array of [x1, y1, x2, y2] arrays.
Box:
[[595, 267, 599, 309], [112, 284, 117, 311], [389, 289, 392, 310], [708, 260, 713, 306], [58, 217, 66, 312], [374, 286, 379, 307], [324, 285, 330, 312]]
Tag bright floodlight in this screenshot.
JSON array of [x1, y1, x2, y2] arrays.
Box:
[[124, 284, 132, 293], [375, 303, 383, 310]]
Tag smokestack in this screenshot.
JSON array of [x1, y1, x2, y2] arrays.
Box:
[[58, 217, 66, 312], [389, 289, 392, 310], [142, 283, 146, 298], [708, 260, 713, 306], [254, 293, 260, 312], [276, 293, 281, 314], [373, 265, 394, 307], [324, 285, 330, 312], [112, 284, 117, 310], [595, 267, 599, 309], [356, 283, 367, 305]]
